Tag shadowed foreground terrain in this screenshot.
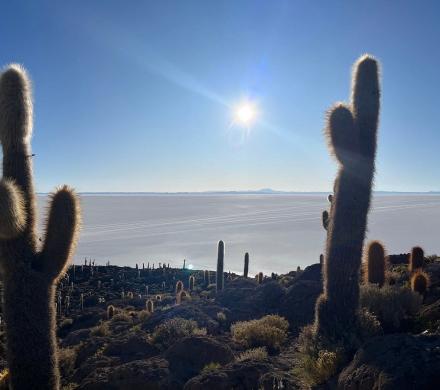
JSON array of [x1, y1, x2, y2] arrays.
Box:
[[0, 253, 437, 389]]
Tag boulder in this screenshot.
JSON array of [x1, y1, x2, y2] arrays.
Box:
[[338, 334, 440, 389], [78, 358, 170, 390], [165, 335, 234, 383], [295, 263, 322, 283], [102, 333, 159, 363]]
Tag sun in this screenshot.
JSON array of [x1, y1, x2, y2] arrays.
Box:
[[233, 101, 258, 126]]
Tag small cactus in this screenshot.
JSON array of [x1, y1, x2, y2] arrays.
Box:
[[216, 240, 224, 292], [146, 299, 154, 313], [363, 241, 387, 287], [411, 270, 429, 296], [176, 290, 189, 305], [204, 270, 209, 285], [189, 275, 195, 291], [319, 254, 324, 265], [257, 272, 263, 284], [176, 280, 183, 293], [409, 246, 424, 272], [107, 305, 115, 320], [244, 252, 249, 278]]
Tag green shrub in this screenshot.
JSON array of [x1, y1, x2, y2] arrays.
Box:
[[236, 347, 268, 362], [151, 317, 206, 350], [360, 284, 422, 331], [231, 315, 288, 351], [200, 362, 221, 374]]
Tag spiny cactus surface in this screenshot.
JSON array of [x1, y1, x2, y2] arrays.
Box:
[[0, 64, 81, 390], [364, 240, 387, 287], [314, 55, 381, 346]]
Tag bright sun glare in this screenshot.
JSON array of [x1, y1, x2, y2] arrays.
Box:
[[234, 101, 258, 127]]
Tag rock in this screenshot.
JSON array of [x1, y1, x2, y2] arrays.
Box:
[[338, 334, 440, 389], [61, 328, 92, 347], [279, 280, 322, 333], [102, 333, 159, 363], [165, 335, 234, 383], [184, 360, 272, 390], [78, 358, 170, 390], [294, 263, 322, 282]]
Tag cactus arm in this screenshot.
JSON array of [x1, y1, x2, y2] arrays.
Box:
[[0, 179, 26, 240], [38, 186, 80, 279]]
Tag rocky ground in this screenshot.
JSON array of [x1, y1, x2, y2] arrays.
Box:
[[0, 256, 439, 390]]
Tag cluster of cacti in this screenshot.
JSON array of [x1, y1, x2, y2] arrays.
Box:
[[411, 270, 429, 296], [244, 252, 249, 278], [0, 65, 81, 389], [363, 241, 387, 287], [314, 55, 381, 345], [216, 240, 224, 292], [409, 246, 424, 272]]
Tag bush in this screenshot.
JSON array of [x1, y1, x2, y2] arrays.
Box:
[[360, 284, 422, 331], [236, 347, 268, 362], [231, 315, 288, 352], [58, 347, 77, 378], [151, 317, 206, 350], [200, 362, 221, 374]]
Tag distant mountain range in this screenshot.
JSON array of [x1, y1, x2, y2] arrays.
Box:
[[37, 189, 440, 195]]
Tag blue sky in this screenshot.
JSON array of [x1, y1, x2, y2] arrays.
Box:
[[1, 1, 439, 192]]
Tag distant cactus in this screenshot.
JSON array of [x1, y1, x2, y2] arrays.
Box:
[[155, 294, 162, 301], [216, 240, 224, 292], [319, 254, 324, 265], [409, 246, 424, 272], [0, 65, 81, 389], [127, 292, 134, 299], [411, 270, 429, 296], [204, 269, 209, 285], [322, 210, 330, 231], [162, 281, 166, 292], [244, 252, 249, 278], [107, 305, 115, 320], [363, 241, 387, 287], [189, 275, 195, 291], [314, 55, 381, 345], [257, 272, 263, 284], [176, 290, 189, 304], [146, 299, 154, 313], [176, 280, 183, 293]]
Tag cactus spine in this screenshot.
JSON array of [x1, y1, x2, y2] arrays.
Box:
[[0, 65, 81, 390], [364, 241, 386, 287], [244, 252, 249, 278], [409, 246, 424, 272], [314, 55, 381, 345], [216, 240, 224, 292]]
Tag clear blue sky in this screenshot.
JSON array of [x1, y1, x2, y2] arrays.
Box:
[[1, 1, 439, 192]]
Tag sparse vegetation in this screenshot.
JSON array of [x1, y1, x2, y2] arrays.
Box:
[[236, 347, 268, 362]]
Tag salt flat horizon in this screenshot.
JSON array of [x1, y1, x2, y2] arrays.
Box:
[[37, 194, 440, 275]]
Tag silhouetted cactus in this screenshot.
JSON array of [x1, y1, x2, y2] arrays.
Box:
[[411, 270, 429, 296], [363, 241, 386, 287], [204, 269, 209, 286], [244, 252, 249, 278], [409, 246, 424, 272], [257, 272, 263, 284], [107, 305, 115, 320], [176, 290, 189, 304], [0, 65, 81, 390], [314, 55, 381, 345], [216, 240, 224, 292], [146, 299, 154, 313], [319, 254, 324, 265], [189, 275, 195, 291], [176, 280, 183, 293]]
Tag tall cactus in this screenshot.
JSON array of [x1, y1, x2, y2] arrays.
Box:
[[244, 252, 249, 278], [216, 240, 224, 292], [409, 246, 424, 272], [314, 55, 380, 345], [0, 65, 81, 389]]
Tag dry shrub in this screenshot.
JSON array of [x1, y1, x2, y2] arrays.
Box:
[[151, 317, 206, 350], [236, 347, 268, 362], [58, 347, 77, 378], [90, 322, 110, 337], [200, 362, 221, 374], [231, 315, 288, 351], [360, 284, 422, 331]]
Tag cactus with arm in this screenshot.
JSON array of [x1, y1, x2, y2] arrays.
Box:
[[314, 55, 380, 345], [0, 64, 81, 390]]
